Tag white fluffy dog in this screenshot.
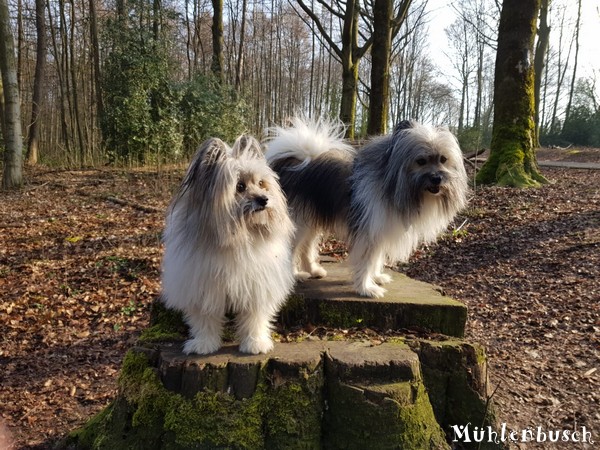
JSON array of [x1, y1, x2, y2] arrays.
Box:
[[161, 135, 295, 354], [266, 117, 468, 298]]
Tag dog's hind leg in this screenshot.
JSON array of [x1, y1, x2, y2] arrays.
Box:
[[349, 238, 386, 298], [293, 223, 327, 279], [182, 302, 225, 355], [236, 306, 277, 354]]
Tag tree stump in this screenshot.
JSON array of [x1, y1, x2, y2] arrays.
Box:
[[64, 262, 505, 449]]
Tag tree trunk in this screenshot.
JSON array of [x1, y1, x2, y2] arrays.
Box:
[[564, 0, 581, 125], [0, 0, 23, 189], [26, 0, 47, 165], [89, 0, 103, 128], [211, 0, 224, 83], [68, 0, 86, 166], [476, 0, 547, 187], [339, 0, 359, 138], [368, 0, 411, 135], [367, 0, 392, 135], [234, 0, 247, 91], [533, 0, 549, 147]]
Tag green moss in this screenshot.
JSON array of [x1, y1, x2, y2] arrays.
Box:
[[318, 301, 373, 329], [139, 300, 187, 343], [263, 365, 324, 449], [68, 348, 327, 450], [409, 340, 504, 449], [477, 129, 549, 188], [323, 380, 449, 449], [164, 391, 264, 449], [477, 54, 549, 188], [278, 294, 308, 327]]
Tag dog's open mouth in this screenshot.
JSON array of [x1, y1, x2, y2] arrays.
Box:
[[427, 186, 441, 194]]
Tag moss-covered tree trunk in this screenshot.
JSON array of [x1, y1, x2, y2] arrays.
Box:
[[476, 0, 548, 187]]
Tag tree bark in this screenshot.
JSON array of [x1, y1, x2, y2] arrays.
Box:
[[89, 0, 103, 145], [368, 0, 411, 135], [26, 0, 47, 165], [564, 0, 581, 125], [338, 0, 359, 138], [476, 0, 547, 187], [234, 0, 247, 91], [211, 0, 224, 83], [533, 0, 549, 147], [367, 0, 392, 135], [0, 0, 23, 189]]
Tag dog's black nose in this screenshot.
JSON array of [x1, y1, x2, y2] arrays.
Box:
[[430, 174, 442, 185], [256, 195, 268, 207]]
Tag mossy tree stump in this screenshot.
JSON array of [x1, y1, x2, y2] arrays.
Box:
[[65, 263, 505, 449]]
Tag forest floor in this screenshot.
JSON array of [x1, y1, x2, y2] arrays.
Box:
[[0, 147, 598, 449]]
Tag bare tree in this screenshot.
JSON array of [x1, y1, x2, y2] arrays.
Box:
[[533, 0, 550, 147], [234, 0, 248, 90], [564, 0, 581, 124], [295, 0, 372, 138], [26, 0, 47, 165], [0, 0, 23, 188], [211, 0, 225, 82]]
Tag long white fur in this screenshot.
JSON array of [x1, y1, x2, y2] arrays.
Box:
[[161, 136, 295, 354], [265, 116, 355, 167], [266, 118, 468, 298]]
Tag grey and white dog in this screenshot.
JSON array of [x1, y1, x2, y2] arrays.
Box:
[[265, 117, 468, 298], [161, 135, 295, 354]]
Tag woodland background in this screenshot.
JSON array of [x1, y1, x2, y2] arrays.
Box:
[[0, 0, 599, 448], [0, 0, 596, 169]]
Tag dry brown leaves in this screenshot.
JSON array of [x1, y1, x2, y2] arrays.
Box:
[[1, 153, 599, 449]]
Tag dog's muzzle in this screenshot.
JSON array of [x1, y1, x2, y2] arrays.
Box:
[[426, 174, 443, 194], [253, 195, 269, 211]]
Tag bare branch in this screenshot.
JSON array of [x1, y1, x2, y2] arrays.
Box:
[[293, 0, 342, 58]]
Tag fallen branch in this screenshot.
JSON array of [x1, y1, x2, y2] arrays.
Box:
[[463, 158, 478, 169], [465, 148, 487, 159], [104, 195, 162, 213]]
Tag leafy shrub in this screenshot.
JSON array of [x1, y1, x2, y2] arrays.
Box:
[[100, 3, 182, 165], [456, 125, 491, 153], [178, 76, 248, 157]]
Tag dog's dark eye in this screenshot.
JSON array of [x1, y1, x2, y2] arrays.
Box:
[[440, 156, 447, 164], [236, 182, 246, 193], [258, 180, 264, 188], [416, 158, 427, 166]]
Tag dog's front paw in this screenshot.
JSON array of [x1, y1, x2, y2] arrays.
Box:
[[238, 335, 274, 354], [355, 281, 387, 298], [294, 270, 312, 281], [183, 336, 221, 355], [373, 273, 393, 285], [309, 265, 327, 279]]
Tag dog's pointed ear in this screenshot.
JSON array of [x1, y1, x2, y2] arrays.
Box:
[[393, 120, 415, 134], [197, 137, 230, 164], [231, 134, 264, 160], [180, 138, 233, 194]]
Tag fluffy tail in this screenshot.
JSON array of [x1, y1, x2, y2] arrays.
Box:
[[265, 116, 354, 167]]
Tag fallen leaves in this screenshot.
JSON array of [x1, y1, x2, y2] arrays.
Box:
[[1, 162, 599, 448], [402, 166, 600, 445]]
